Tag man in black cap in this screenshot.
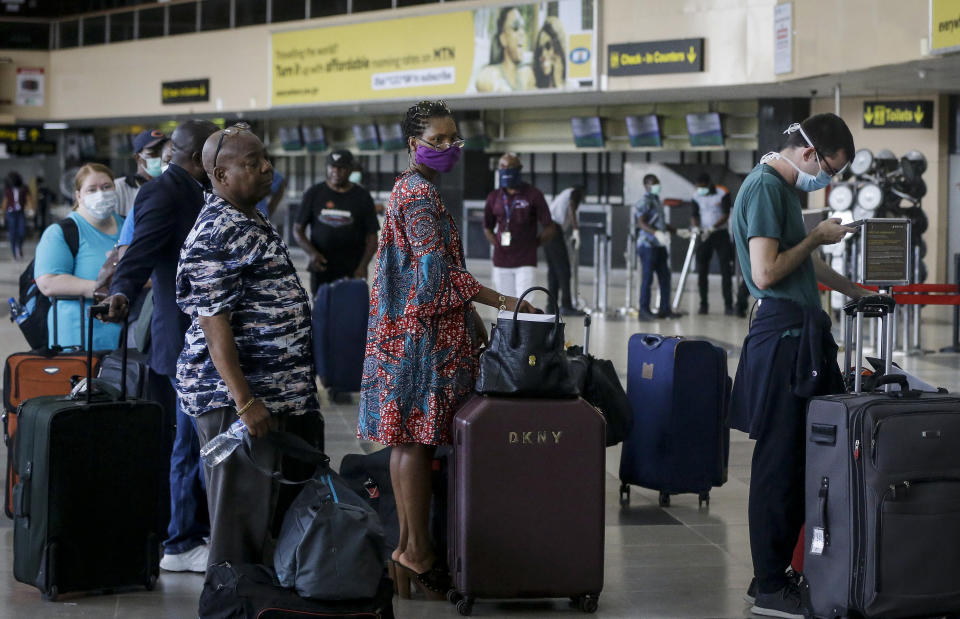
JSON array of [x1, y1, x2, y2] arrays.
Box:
[[115, 129, 168, 216], [294, 149, 379, 295]]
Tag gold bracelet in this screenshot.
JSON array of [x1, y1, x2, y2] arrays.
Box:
[[498, 294, 507, 311], [236, 398, 258, 417]]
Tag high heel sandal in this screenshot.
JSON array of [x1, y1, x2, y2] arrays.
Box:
[[394, 561, 450, 601], [388, 560, 411, 599]]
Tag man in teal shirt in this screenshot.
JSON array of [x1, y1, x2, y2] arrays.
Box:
[[730, 113, 869, 618]]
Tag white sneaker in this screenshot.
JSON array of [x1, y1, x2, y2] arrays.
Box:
[[159, 544, 209, 573]]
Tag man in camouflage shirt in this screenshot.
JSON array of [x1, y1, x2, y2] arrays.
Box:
[[176, 124, 323, 566]]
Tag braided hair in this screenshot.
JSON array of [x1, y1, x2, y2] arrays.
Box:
[[402, 100, 453, 152]]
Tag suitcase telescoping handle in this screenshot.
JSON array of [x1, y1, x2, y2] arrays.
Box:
[[50, 296, 86, 351], [86, 304, 129, 403], [843, 294, 896, 394]]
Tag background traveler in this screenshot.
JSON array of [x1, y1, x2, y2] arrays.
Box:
[[691, 173, 734, 315], [3, 171, 31, 261], [34, 163, 123, 350], [358, 100, 537, 599], [545, 185, 583, 315], [483, 152, 557, 299], [101, 119, 220, 574], [634, 174, 680, 320], [293, 149, 379, 295], [114, 129, 167, 217]]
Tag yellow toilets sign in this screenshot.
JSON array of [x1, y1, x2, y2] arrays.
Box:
[[271, 1, 597, 105], [931, 0, 960, 54], [862, 101, 934, 129]]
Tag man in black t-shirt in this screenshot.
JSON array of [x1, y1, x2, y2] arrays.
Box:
[[293, 150, 380, 295]]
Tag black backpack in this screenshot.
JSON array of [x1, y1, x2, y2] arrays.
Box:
[[14, 218, 79, 350]]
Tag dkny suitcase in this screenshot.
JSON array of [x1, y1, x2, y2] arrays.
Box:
[[3, 298, 103, 519], [313, 278, 369, 399], [619, 334, 730, 508], [199, 562, 395, 619], [804, 295, 960, 618], [12, 306, 165, 600], [447, 395, 605, 616]]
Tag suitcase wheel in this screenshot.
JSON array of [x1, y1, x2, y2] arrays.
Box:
[[145, 574, 157, 591], [456, 596, 474, 616], [574, 594, 600, 613], [619, 483, 630, 506], [698, 491, 710, 509], [42, 585, 58, 602], [446, 589, 462, 605], [658, 491, 671, 507]]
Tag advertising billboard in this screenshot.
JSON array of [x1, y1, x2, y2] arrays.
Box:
[[271, 1, 596, 106]]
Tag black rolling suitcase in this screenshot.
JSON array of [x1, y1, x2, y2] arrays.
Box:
[[12, 305, 165, 600], [804, 296, 960, 619]]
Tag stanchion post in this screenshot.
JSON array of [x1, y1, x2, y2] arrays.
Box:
[[940, 252, 960, 353], [592, 230, 600, 312]]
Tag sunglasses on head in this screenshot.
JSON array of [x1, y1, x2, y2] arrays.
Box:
[[213, 122, 252, 169]]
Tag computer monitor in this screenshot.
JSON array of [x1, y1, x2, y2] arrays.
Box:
[[625, 114, 662, 147], [686, 113, 723, 147], [571, 116, 604, 148], [352, 124, 379, 151]]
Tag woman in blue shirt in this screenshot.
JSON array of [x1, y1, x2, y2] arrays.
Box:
[[34, 163, 124, 350]]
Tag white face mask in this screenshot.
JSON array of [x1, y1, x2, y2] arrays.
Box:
[[82, 190, 118, 221]]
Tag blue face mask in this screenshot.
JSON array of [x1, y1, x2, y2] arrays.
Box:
[[498, 167, 521, 189], [774, 122, 836, 192], [696, 187, 709, 196], [760, 151, 832, 193]]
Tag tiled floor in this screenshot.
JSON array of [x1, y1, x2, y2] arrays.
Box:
[[0, 237, 958, 618]]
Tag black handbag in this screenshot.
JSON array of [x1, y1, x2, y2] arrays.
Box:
[[476, 286, 578, 398]]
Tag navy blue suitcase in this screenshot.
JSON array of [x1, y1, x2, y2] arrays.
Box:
[[313, 279, 369, 398], [618, 334, 730, 508]]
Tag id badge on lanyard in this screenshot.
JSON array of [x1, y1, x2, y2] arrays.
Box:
[[500, 191, 513, 246]]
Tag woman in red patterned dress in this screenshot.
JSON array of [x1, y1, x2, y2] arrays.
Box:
[[358, 100, 538, 598]]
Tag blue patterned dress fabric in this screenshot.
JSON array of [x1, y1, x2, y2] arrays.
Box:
[[175, 192, 319, 418], [357, 170, 482, 446]]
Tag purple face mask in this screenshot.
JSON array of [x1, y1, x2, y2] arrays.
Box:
[[415, 144, 462, 173]]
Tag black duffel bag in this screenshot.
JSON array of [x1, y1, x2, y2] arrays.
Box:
[[199, 562, 395, 619], [567, 345, 633, 446], [476, 286, 578, 398]]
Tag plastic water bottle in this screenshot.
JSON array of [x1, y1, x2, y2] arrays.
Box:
[[200, 419, 247, 467]]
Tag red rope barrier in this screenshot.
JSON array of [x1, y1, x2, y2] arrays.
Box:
[[892, 294, 960, 305], [817, 283, 960, 295]]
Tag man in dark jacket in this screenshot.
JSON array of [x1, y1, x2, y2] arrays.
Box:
[[101, 119, 219, 573]]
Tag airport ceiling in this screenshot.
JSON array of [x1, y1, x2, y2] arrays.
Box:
[[3, 1, 173, 18]]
